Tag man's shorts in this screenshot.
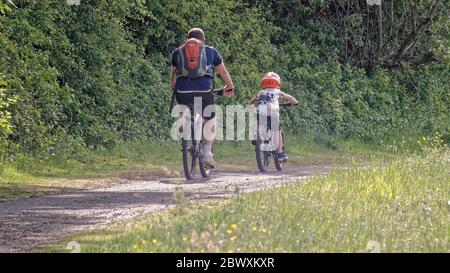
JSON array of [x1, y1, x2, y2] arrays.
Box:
[[175, 91, 216, 120]]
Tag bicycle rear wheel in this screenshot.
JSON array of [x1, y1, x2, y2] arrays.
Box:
[[182, 139, 197, 180]]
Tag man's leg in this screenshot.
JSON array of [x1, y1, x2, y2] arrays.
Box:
[[202, 117, 216, 166], [201, 94, 217, 167], [203, 116, 216, 145]]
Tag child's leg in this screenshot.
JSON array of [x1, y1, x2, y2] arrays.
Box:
[[276, 131, 283, 153], [271, 129, 283, 153]]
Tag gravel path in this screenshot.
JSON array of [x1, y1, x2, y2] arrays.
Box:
[[0, 165, 331, 252]]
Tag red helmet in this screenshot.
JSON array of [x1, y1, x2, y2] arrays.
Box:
[[261, 72, 281, 89]]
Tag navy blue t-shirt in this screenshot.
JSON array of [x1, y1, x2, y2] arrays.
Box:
[[171, 46, 223, 92]]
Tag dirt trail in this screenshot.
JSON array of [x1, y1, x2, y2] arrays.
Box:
[[0, 165, 331, 252]]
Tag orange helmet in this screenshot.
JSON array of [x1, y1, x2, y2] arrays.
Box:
[[261, 72, 281, 89]]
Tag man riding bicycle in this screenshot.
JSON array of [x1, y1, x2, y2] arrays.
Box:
[[171, 28, 234, 167]]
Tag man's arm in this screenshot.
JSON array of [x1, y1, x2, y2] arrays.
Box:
[[215, 63, 234, 96], [248, 96, 257, 105], [171, 66, 177, 89]]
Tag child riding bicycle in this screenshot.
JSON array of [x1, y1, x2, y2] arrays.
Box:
[[249, 72, 299, 162]]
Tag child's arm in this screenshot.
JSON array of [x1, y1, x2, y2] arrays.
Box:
[[248, 96, 257, 105], [282, 93, 299, 105]]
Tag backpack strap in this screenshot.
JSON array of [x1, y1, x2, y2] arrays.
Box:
[[175, 47, 189, 79], [207, 47, 214, 78], [210, 49, 215, 92]]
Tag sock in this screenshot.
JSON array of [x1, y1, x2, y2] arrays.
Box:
[[203, 144, 212, 154]]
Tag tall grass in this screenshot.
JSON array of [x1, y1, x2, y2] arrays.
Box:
[[55, 147, 449, 253]]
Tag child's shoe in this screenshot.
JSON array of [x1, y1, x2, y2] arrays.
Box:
[[277, 151, 288, 162]]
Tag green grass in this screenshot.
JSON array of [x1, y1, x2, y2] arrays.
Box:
[[42, 147, 449, 253]]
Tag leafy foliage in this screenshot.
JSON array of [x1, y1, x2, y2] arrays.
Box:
[[0, 0, 448, 165]]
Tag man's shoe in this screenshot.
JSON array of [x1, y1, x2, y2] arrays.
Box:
[[202, 152, 216, 168]]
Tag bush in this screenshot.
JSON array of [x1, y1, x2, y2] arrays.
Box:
[[0, 0, 448, 165]]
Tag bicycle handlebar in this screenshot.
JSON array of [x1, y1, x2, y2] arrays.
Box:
[[212, 88, 225, 96], [213, 87, 235, 97]]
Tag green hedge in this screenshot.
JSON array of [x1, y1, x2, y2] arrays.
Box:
[[0, 0, 449, 165]]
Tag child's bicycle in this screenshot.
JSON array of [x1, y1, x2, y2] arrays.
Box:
[[254, 101, 298, 172], [178, 88, 225, 180]]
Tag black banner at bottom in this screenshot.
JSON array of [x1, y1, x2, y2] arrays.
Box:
[[1, 253, 445, 272]]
